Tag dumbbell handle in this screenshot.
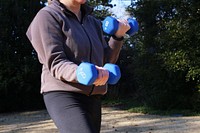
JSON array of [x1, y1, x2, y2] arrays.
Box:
[[76, 62, 121, 86]]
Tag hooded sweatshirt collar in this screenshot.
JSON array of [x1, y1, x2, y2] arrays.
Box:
[[51, 0, 93, 18]]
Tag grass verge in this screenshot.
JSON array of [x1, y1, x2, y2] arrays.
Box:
[[102, 98, 200, 116]]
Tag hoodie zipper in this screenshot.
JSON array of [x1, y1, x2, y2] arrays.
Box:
[[79, 18, 95, 96], [61, 7, 95, 96], [57, 1, 93, 62], [73, 14, 95, 96]]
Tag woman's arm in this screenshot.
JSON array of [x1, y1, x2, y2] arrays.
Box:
[[103, 19, 130, 64], [26, 9, 78, 82]]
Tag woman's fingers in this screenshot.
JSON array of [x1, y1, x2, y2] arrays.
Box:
[[115, 19, 131, 37], [93, 66, 109, 86]]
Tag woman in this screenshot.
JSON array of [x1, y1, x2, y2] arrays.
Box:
[[26, 0, 130, 132]]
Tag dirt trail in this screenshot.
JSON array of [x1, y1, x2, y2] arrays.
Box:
[[1, 107, 200, 133]]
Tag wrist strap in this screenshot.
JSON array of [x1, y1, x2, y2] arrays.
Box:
[[112, 35, 124, 41]]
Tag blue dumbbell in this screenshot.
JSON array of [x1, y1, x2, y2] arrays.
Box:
[[102, 16, 139, 36], [76, 62, 121, 86]]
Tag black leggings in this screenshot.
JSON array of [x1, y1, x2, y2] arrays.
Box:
[[43, 91, 102, 133]]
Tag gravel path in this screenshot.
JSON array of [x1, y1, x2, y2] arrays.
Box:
[[1, 107, 200, 133]]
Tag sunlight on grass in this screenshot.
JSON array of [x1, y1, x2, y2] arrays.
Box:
[[103, 98, 200, 116]]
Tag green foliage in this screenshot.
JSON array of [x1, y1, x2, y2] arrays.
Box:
[[124, 0, 200, 110], [155, 0, 200, 85], [0, 0, 44, 112], [89, 0, 111, 20], [93, 0, 200, 112], [103, 98, 200, 116]]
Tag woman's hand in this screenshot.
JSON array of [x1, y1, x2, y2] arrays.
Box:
[[93, 66, 109, 86], [114, 19, 131, 38]]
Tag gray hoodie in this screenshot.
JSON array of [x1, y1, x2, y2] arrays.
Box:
[[26, 0, 123, 96]]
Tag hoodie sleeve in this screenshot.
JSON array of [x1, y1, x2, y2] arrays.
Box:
[[106, 37, 123, 63], [97, 21, 123, 64], [26, 9, 78, 82]]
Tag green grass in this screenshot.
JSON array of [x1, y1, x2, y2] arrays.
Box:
[[102, 98, 200, 116]]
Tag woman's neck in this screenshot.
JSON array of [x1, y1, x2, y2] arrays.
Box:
[[59, 0, 82, 21]]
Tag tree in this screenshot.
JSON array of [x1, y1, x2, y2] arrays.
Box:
[[0, 0, 44, 112], [126, 0, 200, 110]]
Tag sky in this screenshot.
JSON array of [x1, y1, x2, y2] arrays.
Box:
[[109, 0, 137, 8], [108, 0, 137, 19]]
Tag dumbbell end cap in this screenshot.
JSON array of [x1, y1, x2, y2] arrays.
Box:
[[76, 62, 98, 85], [104, 63, 121, 85], [127, 18, 139, 36], [102, 16, 119, 35]]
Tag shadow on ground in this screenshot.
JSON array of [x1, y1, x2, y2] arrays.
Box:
[[1, 107, 200, 133]]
